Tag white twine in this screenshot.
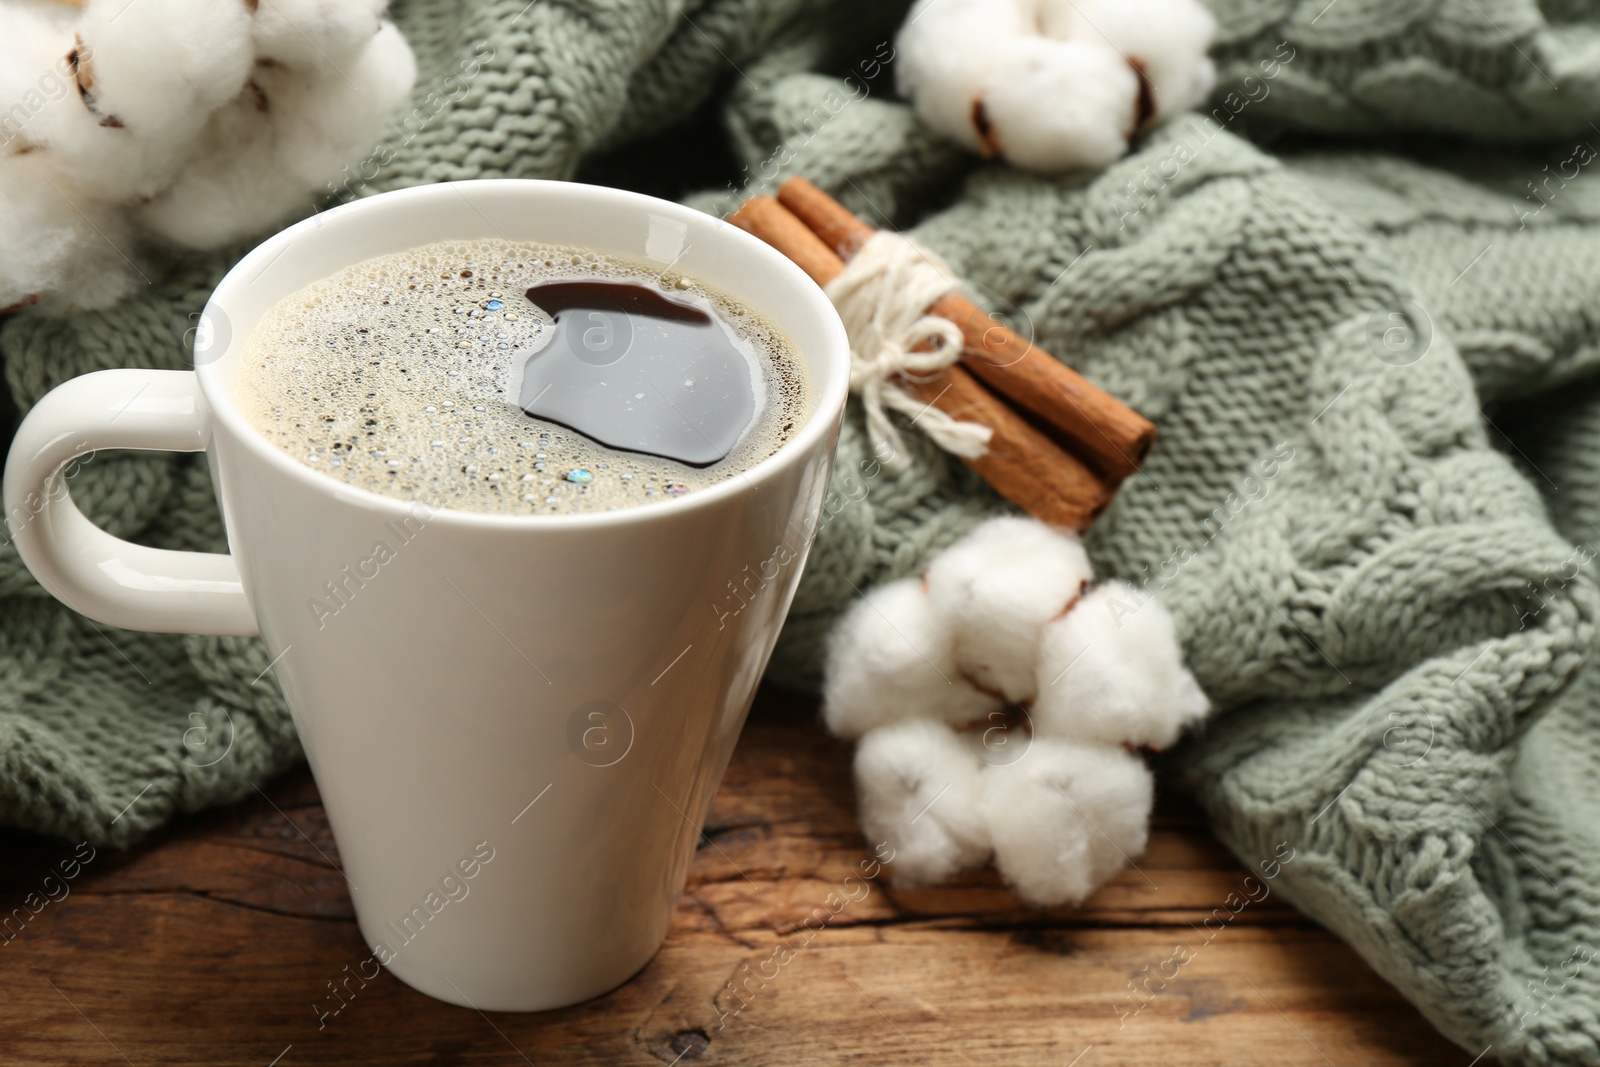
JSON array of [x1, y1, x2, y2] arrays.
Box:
[[823, 231, 992, 471]]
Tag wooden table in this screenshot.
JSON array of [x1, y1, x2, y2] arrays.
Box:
[[0, 687, 1469, 1066]]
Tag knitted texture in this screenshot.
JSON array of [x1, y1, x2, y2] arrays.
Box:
[[1207, 0, 1600, 140], [5, 1, 1600, 1063]]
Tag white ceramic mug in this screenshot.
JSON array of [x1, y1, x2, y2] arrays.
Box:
[[3, 180, 849, 1011]]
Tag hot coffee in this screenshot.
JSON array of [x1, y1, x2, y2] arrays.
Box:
[[233, 239, 808, 514]]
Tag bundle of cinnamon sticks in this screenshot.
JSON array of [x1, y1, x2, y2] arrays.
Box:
[[729, 178, 1155, 531]]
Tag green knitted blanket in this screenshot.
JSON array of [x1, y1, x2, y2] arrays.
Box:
[[6, 0, 1600, 1061]]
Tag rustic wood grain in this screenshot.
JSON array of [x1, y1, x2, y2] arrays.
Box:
[[0, 687, 1468, 1066]]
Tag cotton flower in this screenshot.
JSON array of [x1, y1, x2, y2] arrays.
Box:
[[896, 0, 1216, 173], [0, 0, 416, 311], [824, 515, 1209, 907]]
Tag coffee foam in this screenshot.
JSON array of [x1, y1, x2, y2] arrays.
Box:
[[233, 239, 808, 515]]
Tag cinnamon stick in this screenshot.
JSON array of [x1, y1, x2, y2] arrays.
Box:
[[727, 196, 841, 290], [776, 177, 1155, 484], [897, 364, 1113, 530], [729, 196, 1111, 531]]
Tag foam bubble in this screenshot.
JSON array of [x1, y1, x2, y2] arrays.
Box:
[[233, 240, 809, 515]]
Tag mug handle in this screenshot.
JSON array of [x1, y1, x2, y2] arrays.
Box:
[[3, 369, 258, 636]]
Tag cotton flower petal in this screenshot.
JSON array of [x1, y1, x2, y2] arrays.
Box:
[[0, 165, 137, 312], [976, 36, 1141, 172], [1032, 581, 1211, 749], [855, 718, 991, 885], [981, 738, 1152, 906], [138, 21, 417, 248], [896, 0, 1216, 172], [823, 577, 999, 738], [51, 0, 256, 198], [1037, 0, 1218, 120], [252, 0, 390, 69], [925, 516, 1094, 702]]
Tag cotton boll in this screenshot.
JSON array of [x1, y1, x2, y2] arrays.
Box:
[[823, 577, 999, 739], [895, 0, 1034, 156], [896, 0, 1213, 172], [1037, 0, 1217, 120], [75, 0, 255, 120], [138, 21, 417, 249], [131, 89, 274, 249], [41, 0, 255, 199], [251, 0, 389, 69], [0, 0, 77, 108], [0, 3, 142, 310], [855, 719, 990, 885], [0, 163, 137, 312], [925, 517, 1094, 702], [0, 3, 79, 156], [1032, 581, 1210, 749], [276, 19, 416, 182], [981, 738, 1151, 906], [0, 0, 411, 310], [978, 36, 1140, 172]]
